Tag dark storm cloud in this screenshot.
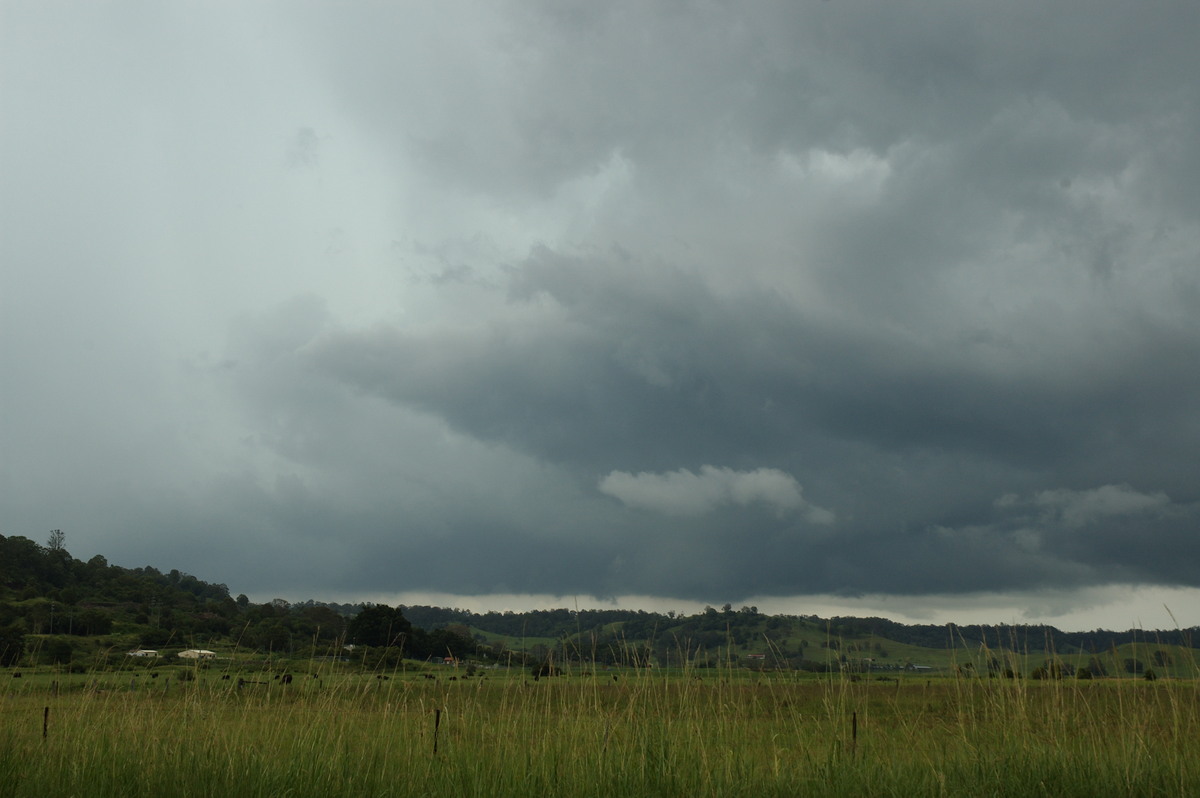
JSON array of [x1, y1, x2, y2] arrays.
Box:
[[4, 1, 1200, 622], [310, 247, 1200, 484]]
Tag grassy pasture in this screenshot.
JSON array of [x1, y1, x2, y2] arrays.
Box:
[[2, 665, 1198, 797]]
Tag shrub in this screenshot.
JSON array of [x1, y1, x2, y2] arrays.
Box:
[[43, 638, 75, 665]]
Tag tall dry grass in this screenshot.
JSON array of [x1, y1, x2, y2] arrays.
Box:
[[1, 663, 1197, 797]]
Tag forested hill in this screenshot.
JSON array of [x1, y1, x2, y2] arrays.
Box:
[[1, 531, 237, 625], [0, 533, 476, 667]]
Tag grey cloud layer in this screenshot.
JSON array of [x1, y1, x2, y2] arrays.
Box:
[[3, 1, 1199, 610]]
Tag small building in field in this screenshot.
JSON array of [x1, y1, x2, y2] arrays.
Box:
[[178, 649, 216, 660], [127, 649, 159, 658]]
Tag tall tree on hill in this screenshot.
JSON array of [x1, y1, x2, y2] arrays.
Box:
[[46, 529, 65, 552]]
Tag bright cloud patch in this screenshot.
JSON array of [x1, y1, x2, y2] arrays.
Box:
[[599, 465, 834, 523], [1034, 484, 1171, 528]]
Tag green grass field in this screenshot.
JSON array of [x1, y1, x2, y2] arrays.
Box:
[[2, 664, 1198, 797]]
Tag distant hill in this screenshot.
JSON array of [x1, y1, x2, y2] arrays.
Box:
[[397, 602, 1199, 674], [399, 602, 1198, 653]]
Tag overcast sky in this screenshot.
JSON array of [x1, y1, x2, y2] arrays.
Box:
[[3, 1, 1199, 631]]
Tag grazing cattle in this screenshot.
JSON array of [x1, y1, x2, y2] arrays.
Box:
[[281, 673, 293, 685]]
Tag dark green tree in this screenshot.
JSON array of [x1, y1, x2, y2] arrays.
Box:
[[250, 619, 293, 653], [347, 604, 413, 648], [1123, 658, 1145, 675], [296, 605, 347, 640]]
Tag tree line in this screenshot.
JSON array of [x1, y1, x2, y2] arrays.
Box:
[[4, 530, 1196, 672]]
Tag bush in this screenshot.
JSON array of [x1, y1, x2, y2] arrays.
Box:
[[1076, 667, 1093, 680], [359, 645, 403, 670], [43, 638, 75, 665], [0, 624, 24, 667]]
